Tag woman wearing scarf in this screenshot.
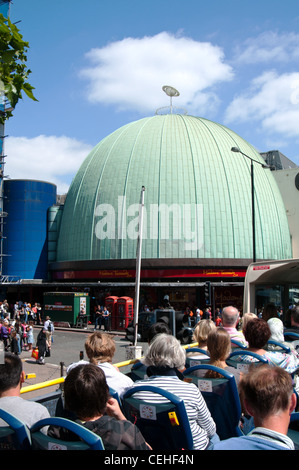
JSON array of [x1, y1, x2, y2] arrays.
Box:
[[127, 333, 218, 450]]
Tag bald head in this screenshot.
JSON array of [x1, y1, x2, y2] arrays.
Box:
[[222, 306, 239, 327]]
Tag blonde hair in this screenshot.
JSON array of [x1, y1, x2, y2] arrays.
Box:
[[84, 332, 116, 364], [192, 319, 216, 346], [242, 312, 257, 331]]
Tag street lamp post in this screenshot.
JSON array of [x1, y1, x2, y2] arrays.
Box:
[[231, 147, 272, 263]]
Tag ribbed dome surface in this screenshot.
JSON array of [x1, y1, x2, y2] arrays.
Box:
[[56, 114, 292, 262]]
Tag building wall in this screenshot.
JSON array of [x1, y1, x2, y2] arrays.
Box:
[[273, 168, 299, 258], [56, 115, 292, 265], [3, 179, 57, 279]]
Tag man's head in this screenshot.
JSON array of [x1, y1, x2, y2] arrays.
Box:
[[0, 353, 24, 395], [221, 306, 239, 327], [239, 364, 296, 428]]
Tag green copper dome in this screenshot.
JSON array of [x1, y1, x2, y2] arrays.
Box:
[[56, 114, 292, 263]]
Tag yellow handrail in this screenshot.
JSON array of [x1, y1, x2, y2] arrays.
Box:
[[21, 377, 65, 394], [20, 342, 199, 395]]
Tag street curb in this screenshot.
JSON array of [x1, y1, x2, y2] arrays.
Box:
[[33, 325, 126, 336]]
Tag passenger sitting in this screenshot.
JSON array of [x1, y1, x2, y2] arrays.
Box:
[[221, 306, 247, 346], [147, 322, 172, 344], [66, 331, 133, 396], [241, 312, 257, 333], [127, 333, 219, 450], [237, 318, 299, 379], [187, 319, 216, 356], [211, 364, 297, 450], [130, 323, 172, 380], [48, 364, 150, 450], [0, 353, 50, 430], [191, 327, 242, 385], [262, 303, 280, 322], [268, 316, 298, 353]]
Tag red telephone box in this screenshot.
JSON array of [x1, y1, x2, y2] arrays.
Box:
[[105, 296, 119, 330], [116, 297, 134, 331]]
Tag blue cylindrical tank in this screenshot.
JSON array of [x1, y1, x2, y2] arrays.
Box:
[[3, 179, 57, 279]]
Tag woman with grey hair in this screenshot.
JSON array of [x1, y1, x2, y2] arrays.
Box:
[[127, 333, 218, 450]]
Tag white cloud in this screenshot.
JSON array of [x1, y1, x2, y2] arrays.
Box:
[[233, 31, 299, 64], [80, 31, 234, 115], [5, 135, 93, 194], [224, 71, 299, 138]]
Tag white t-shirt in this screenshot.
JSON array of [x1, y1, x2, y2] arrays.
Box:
[[66, 360, 134, 396]]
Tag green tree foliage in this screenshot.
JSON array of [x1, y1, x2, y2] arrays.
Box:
[[0, 13, 37, 123]]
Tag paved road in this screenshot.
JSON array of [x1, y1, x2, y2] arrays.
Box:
[[20, 326, 148, 400]]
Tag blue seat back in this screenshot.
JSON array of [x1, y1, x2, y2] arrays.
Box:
[[226, 350, 268, 372], [231, 339, 247, 349], [130, 361, 148, 381], [185, 348, 210, 368], [30, 389, 64, 417], [183, 364, 243, 440], [122, 385, 193, 450], [284, 332, 299, 352], [266, 340, 291, 353], [0, 409, 31, 450], [284, 332, 299, 341], [288, 412, 299, 449], [30, 417, 104, 450], [109, 386, 123, 410]]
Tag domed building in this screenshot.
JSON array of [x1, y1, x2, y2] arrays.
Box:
[[49, 113, 292, 310]]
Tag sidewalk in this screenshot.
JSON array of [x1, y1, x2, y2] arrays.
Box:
[[20, 324, 126, 400], [21, 348, 64, 401]]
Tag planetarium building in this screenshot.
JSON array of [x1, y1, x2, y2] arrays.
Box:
[[47, 113, 292, 310]]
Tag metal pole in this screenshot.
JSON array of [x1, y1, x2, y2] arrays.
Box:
[[133, 186, 145, 347], [251, 160, 256, 263], [231, 147, 271, 263]]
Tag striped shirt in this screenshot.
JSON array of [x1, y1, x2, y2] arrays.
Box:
[[130, 376, 216, 450]]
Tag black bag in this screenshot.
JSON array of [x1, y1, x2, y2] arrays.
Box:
[[45, 349, 51, 357]]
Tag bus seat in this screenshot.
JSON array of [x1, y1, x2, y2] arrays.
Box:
[[30, 417, 104, 450], [130, 361, 148, 381], [185, 348, 210, 368], [183, 364, 243, 441], [226, 350, 268, 373], [122, 385, 193, 450], [0, 409, 31, 450]]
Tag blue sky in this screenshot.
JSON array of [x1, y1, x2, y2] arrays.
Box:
[[4, 0, 299, 193]]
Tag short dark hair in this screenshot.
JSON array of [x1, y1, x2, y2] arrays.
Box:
[[0, 353, 23, 393], [262, 303, 279, 322], [147, 322, 172, 343], [64, 364, 109, 420], [243, 318, 271, 348]]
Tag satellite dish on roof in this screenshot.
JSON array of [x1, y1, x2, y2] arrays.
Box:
[[156, 86, 187, 115], [162, 85, 180, 98]]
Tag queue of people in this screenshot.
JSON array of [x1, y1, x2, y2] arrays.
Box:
[[0, 319, 35, 354]]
